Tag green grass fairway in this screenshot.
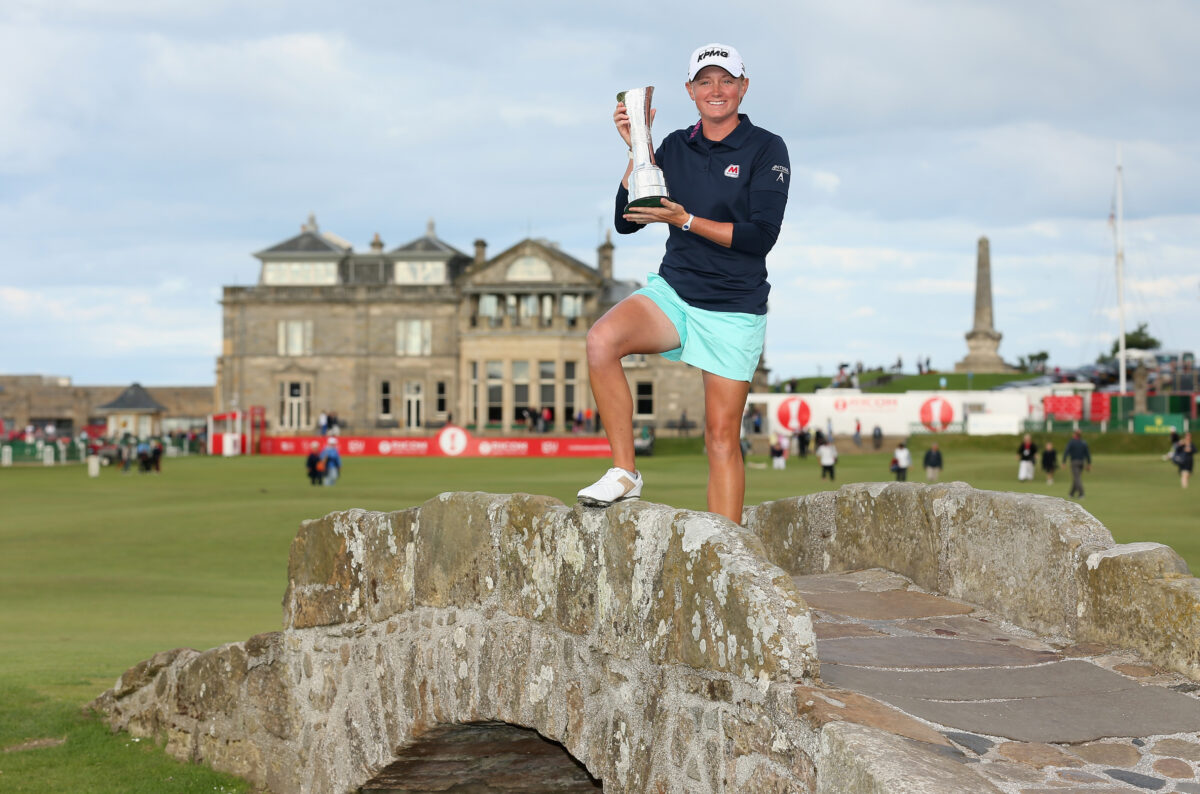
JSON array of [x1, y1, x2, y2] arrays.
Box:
[[1, 449, 1196, 790]]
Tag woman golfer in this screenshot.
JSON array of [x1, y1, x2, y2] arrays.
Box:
[[577, 43, 790, 523]]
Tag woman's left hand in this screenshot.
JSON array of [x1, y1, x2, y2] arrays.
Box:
[[623, 198, 689, 228]]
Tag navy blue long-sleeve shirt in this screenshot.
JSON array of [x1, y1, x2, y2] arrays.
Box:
[[1062, 438, 1091, 464], [615, 114, 790, 315]]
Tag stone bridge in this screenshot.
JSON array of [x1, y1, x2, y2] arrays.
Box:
[[92, 484, 1200, 792]]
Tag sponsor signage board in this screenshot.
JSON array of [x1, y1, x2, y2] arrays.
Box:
[[259, 425, 612, 458], [754, 390, 1032, 438], [1133, 414, 1186, 435]]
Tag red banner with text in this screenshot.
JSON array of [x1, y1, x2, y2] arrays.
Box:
[[259, 426, 612, 458], [1042, 395, 1083, 421]]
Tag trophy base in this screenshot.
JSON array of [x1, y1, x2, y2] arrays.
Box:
[[624, 195, 669, 213]]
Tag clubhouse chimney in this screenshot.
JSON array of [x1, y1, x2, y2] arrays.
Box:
[[598, 230, 613, 282]]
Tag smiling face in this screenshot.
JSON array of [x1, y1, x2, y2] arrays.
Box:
[[686, 64, 747, 127]]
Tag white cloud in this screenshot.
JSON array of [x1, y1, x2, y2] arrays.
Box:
[[893, 278, 973, 295], [810, 170, 841, 194]]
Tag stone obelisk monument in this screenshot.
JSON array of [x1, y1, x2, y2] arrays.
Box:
[[955, 236, 1016, 373]]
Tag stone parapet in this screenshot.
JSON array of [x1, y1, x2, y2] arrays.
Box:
[[92, 484, 1200, 791], [94, 493, 830, 793], [745, 481, 1200, 679], [282, 493, 817, 683], [1079, 542, 1200, 678]]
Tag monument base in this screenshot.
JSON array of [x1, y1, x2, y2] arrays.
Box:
[[954, 356, 1018, 374], [955, 329, 1017, 373]]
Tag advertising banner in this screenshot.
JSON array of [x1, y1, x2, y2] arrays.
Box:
[[259, 425, 612, 458], [756, 390, 1032, 438], [1043, 395, 1084, 421], [1133, 414, 1186, 435]]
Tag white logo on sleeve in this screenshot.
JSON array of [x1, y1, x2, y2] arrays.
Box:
[[724, 164, 740, 178], [772, 164, 789, 184]]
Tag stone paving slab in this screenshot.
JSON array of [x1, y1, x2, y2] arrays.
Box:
[[819, 635, 1062, 669], [800, 568, 1200, 791], [823, 657, 1200, 743], [822, 660, 1138, 701], [876, 686, 1200, 744], [793, 569, 910, 594], [801, 589, 976, 620], [812, 622, 886, 640], [894, 614, 1050, 646]]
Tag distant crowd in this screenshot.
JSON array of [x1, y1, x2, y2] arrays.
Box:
[[755, 424, 1194, 495]]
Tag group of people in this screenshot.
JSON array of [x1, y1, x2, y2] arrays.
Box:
[[1017, 432, 1093, 497], [305, 438, 342, 486], [317, 411, 341, 436], [120, 438, 164, 474]]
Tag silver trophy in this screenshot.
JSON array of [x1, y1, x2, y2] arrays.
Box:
[[618, 86, 669, 212]]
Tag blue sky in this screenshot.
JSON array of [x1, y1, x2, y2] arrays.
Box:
[[2, 0, 1197, 385]]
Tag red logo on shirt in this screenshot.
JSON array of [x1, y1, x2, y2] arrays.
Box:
[[724, 164, 740, 178]]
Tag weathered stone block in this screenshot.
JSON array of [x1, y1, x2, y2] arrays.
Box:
[[175, 643, 249, 720], [283, 511, 366, 629], [744, 491, 836, 575], [495, 496, 596, 634], [817, 722, 1001, 793], [930, 485, 1111, 636], [1079, 542, 1200, 679], [412, 492, 506, 609], [833, 483, 941, 589]]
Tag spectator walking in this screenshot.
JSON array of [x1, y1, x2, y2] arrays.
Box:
[[1041, 442, 1059, 485], [305, 442, 322, 485], [872, 425, 883, 450], [319, 438, 342, 486], [318, 411, 328, 436], [853, 418, 862, 448], [923, 443, 943, 482], [767, 431, 785, 470], [1171, 432, 1195, 489], [1062, 430, 1091, 498], [796, 427, 810, 458], [891, 441, 911, 482], [817, 439, 838, 481], [1017, 434, 1038, 481]]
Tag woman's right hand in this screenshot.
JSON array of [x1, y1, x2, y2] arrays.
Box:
[[614, 102, 655, 149], [614, 101, 632, 147]]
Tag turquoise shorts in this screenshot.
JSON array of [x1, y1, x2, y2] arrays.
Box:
[[634, 273, 766, 383]]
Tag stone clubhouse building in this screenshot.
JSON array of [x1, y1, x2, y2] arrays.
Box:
[[215, 215, 768, 437]]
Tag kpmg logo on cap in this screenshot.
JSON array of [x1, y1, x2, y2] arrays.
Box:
[[697, 48, 730, 62]]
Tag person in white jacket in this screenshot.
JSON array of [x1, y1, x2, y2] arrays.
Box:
[[892, 441, 912, 482], [817, 439, 838, 481]]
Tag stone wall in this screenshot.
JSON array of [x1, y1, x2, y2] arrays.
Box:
[[91, 483, 1200, 792], [93, 493, 822, 793], [743, 481, 1200, 679]]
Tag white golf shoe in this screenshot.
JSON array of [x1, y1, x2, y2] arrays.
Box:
[[577, 467, 643, 507]]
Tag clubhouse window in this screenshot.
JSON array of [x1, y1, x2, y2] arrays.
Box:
[[635, 381, 654, 417], [486, 360, 503, 424], [512, 360, 530, 423], [379, 380, 393, 418], [396, 319, 432, 356], [277, 320, 313, 356]]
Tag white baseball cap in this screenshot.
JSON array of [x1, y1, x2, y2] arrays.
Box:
[[688, 43, 745, 81]]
